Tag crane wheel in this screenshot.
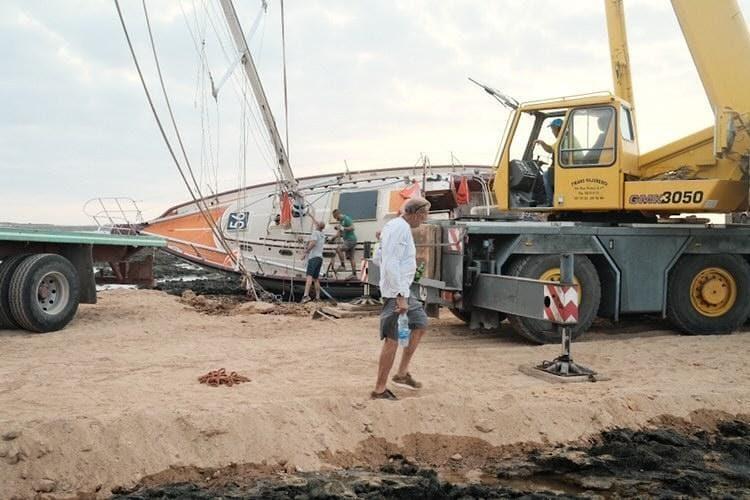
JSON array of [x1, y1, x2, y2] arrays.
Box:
[[8, 254, 80, 333], [667, 254, 750, 335], [507, 254, 601, 344], [0, 254, 31, 329]]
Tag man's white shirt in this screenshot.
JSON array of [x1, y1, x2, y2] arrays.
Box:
[[376, 217, 416, 298]]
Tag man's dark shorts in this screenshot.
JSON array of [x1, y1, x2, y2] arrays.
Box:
[[306, 256, 323, 279], [379, 296, 429, 341], [339, 239, 357, 259]]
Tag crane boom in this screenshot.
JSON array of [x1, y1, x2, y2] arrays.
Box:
[[672, 0, 750, 157], [672, 0, 750, 118], [604, 0, 635, 111]]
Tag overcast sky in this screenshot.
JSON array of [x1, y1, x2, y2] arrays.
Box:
[[2, 0, 749, 225]]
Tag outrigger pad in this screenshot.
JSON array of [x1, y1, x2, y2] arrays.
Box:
[[518, 361, 608, 384]]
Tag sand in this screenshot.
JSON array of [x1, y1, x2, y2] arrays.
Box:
[[0, 289, 748, 498]]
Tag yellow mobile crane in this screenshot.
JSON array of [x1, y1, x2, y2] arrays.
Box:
[[405, 0, 750, 344], [496, 0, 750, 217]]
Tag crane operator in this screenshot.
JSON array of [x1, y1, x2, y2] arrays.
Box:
[[534, 118, 564, 206]]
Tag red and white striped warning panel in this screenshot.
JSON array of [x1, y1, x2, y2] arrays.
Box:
[[447, 228, 463, 253], [543, 284, 579, 324]]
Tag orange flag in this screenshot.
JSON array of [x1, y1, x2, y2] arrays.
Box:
[[456, 176, 470, 205], [280, 192, 292, 226], [399, 181, 421, 199]]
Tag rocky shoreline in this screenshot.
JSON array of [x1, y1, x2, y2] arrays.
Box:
[[114, 415, 750, 499]]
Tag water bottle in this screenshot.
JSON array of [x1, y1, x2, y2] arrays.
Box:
[[397, 313, 410, 347]]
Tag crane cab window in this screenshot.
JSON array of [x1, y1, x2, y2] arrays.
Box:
[[620, 106, 634, 141], [560, 107, 616, 167]]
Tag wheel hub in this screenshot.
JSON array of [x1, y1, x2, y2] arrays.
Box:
[[690, 267, 736, 317], [539, 268, 581, 290], [36, 271, 69, 316]]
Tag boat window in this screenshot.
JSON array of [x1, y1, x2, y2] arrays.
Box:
[[336, 190, 378, 221]]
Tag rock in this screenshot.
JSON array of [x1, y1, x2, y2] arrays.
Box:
[[180, 290, 196, 301], [6, 450, 24, 465], [576, 476, 614, 490], [451, 453, 463, 461], [475, 422, 494, 433], [351, 402, 366, 410], [363, 423, 373, 434], [32, 479, 56, 493], [405, 456, 418, 466], [2, 431, 19, 441], [237, 301, 276, 314]]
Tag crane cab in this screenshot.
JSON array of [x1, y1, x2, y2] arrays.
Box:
[[495, 93, 638, 213]]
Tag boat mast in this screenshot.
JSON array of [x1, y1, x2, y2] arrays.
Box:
[[218, 0, 297, 192]]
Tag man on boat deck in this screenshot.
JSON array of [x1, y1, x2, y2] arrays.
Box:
[[371, 197, 431, 401], [301, 219, 326, 304], [332, 209, 357, 279]]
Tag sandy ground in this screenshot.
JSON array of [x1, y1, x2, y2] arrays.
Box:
[[0, 289, 749, 498]]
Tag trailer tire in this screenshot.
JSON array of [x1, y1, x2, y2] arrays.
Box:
[[9, 254, 80, 333], [507, 254, 600, 344], [667, 254, 750, 335], [0, 254, 31, 329]]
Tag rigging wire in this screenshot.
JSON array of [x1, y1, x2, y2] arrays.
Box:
[[203, 0, 282, 177], [114, 0, 260, 300], [280, 0, 290, 158], [140, 1, 253, 287], [181, 2, 279, 178]]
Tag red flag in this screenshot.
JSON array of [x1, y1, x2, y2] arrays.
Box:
[[456, 176, 470, 205], [280, 192, 292, 226], [399, 181, 421, 199]]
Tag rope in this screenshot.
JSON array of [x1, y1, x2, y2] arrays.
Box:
[[115, 0, 260, 300]]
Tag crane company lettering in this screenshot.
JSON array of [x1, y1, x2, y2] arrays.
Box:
[[570, 178, 609, 201]]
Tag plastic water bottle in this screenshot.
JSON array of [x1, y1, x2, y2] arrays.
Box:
[[397, 313, 410, 347]]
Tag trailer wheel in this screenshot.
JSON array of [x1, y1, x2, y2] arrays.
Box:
[[0, 254, 31, 329], [507, 254, 600, 344], [8, 254, 80, 333], [667, 254, 750, 335]]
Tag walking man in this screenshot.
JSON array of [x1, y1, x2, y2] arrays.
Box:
[[371, 197, 431, 400], [301, 219, 326, 303], [332, 209, 357, 279]]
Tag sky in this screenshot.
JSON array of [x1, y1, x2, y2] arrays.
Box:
[[1, 0, 749, 225]]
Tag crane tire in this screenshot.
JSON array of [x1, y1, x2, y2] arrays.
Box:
[[0, 254, 31, 329], [507, 254, 600, 345], [9, 254, 80, 333], [667, 254, 750, 335]]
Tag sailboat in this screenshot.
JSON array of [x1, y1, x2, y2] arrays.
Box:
[[119, 0, 496, 298], [143, 162, 494, 298]]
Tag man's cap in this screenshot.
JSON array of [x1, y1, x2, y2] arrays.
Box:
[[548, 118, 563, 129]]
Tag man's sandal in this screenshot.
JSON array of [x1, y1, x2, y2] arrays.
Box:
[[370, 388, 398, 400]]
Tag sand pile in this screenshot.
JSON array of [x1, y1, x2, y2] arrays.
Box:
[[0, 289, 748, 498]]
